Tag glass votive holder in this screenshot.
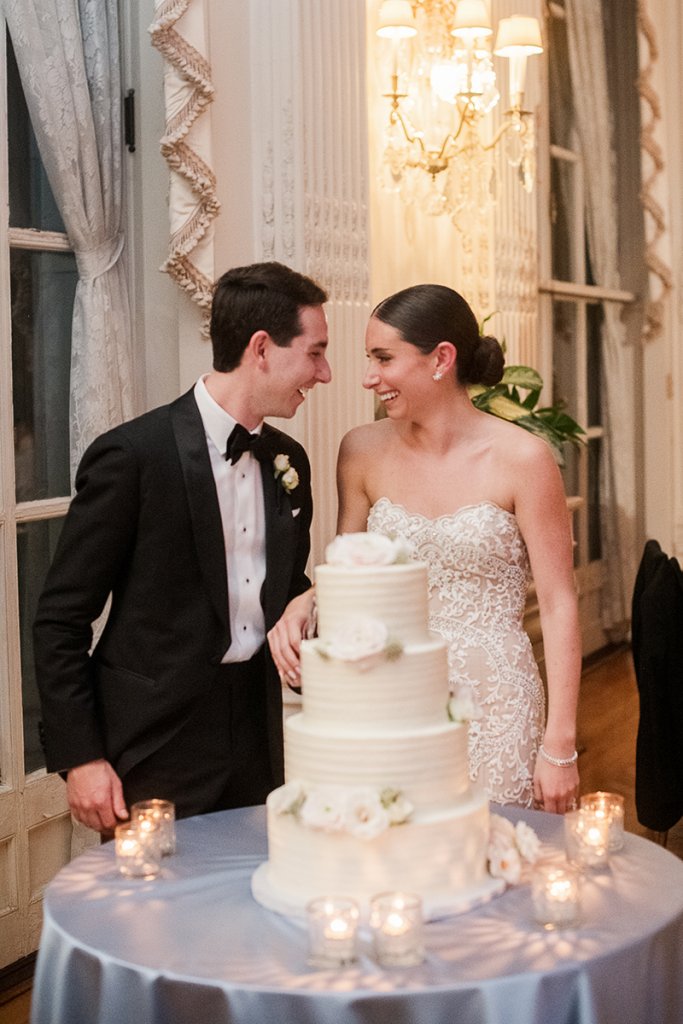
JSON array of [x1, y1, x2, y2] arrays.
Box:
[[580, 791, 625, 851], [115, 823, 161, 879], [130, 799, 176, 856], [306, 896, 360, 968], [369, 891, 425, 967], [564, 808, 610, 869], [532, 862, 581, 929]]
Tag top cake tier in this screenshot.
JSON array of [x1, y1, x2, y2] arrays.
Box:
[[314, 561, 430, 644]]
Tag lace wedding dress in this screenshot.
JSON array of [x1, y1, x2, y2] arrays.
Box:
[[367, 497, 544, 807]]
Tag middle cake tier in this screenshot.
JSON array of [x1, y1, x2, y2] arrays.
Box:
[[284, 715, 470, 815], [299, 638, 449, 729]]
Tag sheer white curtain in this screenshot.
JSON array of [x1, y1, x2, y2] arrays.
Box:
[[564, 0, 637, 636], [3, 0, 133, 479]]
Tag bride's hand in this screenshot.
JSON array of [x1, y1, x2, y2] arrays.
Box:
[[532, 757, 579, 815], [267, 588, 315, 686]]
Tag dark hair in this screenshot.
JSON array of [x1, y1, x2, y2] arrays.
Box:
[[371, 283, 504, 386], [210, 261, 328, 372]]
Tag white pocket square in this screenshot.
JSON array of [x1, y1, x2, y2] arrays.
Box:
[[292, 507, 301, 518]]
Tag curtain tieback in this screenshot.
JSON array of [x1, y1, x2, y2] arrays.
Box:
[[75, 233, 125, 283]]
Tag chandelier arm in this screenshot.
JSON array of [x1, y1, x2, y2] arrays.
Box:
[[480, 109, 532, 153], [434, 103, 471, 161], [390, 106, 427, 156]]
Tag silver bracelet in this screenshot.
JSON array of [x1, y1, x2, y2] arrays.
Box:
[[539, 744, 578, 768]]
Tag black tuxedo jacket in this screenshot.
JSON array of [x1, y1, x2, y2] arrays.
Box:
[[631, 539, 683, 831], [33, 388, 312, 787]]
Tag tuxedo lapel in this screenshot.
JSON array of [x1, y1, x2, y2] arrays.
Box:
[[260, 433, 298, 627], [171, 391, 230, 641]]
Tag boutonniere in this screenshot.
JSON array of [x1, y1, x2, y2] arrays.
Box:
[[273, 453, 299, 498]]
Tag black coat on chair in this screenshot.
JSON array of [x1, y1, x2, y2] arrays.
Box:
[[631, 539, 683, 832]]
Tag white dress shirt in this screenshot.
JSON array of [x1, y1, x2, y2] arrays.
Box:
[[194, 377, 266, 663]]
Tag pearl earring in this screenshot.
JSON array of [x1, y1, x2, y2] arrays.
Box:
[[433, 371, 443, 382]]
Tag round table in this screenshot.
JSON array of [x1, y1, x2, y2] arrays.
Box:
[[31, 804, 683, 1024]]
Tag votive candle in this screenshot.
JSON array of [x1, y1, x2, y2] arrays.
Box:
[[130, 799, 176, 856], [306, 896, 360, 968], [370, 891, 424, 967], [564, 808, 610, 869], [532, 862, 581, 929], [115, 823, 161, 879], [580, 792, 625, 851]]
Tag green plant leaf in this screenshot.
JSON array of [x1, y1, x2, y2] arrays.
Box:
[[500, 365, 544, 392], [483, 393, 531, 421]]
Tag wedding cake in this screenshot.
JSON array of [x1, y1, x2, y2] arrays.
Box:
[[251, 533, 504, 919]]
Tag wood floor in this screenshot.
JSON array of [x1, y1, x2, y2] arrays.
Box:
[[1, 645, 681, 1022]]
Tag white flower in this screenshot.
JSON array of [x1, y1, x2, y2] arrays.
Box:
[[381, 789, 414, 825], [488, 841, 522, 884], [299, 787, 346, 832], [324, 617, 389, 664], [447, 689, 484, 723], [489, 813, 517, 845], [325, 532, 412, 567], [515, 820, 541, 863], [281, 466, 299, 492], [273, 453, 290, 473], [342, 789, 390, 839], [269, 779, 305, 816]]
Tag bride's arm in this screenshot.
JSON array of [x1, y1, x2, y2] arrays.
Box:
[[513, 435, 581, 815], [336, 427, 373, 533]]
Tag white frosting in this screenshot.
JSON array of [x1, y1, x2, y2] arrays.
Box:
[[255, 787, 502, 919], [314, 562, 429, 643], [300, 639, 449, 729], [284, 715, 469, 813]]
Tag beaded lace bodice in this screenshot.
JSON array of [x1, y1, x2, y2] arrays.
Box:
[[367, 497, 544, 807]]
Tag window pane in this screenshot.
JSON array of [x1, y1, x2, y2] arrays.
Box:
[[17, 517, 65, 775], [587, 437, 602, 563], [548, 13, 573, 150], [12, 248, 77, 501], [586, 303, 603, 427], [550, 158, 577, 282], [6, 31, 65, 232], [552, 299, 578, 417]]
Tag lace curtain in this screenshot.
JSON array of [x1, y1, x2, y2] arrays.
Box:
[[564, 0, 637, 636], [3, 0, 133, 480]]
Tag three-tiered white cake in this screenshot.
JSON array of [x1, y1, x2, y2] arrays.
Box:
[[252, 534, 503, 919]]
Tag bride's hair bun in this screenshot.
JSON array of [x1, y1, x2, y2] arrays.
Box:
[[468, 334, 505, 387]]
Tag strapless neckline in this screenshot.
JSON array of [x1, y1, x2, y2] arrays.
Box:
[[369, 496, 516, 526]]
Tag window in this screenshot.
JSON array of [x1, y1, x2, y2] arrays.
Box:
[[4, 30, 76, 776], [541, 2, 637, 576]]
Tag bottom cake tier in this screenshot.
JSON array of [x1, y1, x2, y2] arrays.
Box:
[[252, 786, 503, 920]]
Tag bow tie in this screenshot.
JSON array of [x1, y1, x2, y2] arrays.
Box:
[[225, 423, 273, 465]]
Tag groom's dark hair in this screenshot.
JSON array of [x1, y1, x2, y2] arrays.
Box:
[[210, 261, 328, 372]]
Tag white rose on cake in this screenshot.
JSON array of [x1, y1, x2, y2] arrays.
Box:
[[299, 786, 347, 832], [342, 789, 391, 839], [323, 616, 388, 665], [325, 532, 413, 567]]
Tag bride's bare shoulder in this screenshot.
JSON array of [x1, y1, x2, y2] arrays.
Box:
[[339, 419, 393, 458]]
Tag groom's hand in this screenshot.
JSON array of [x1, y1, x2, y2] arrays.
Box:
[[66, 758, 128, 834]]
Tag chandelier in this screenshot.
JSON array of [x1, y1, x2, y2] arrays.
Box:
[[375, 0, 543, 226]]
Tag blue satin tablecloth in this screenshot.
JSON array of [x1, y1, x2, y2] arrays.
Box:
[[31, 805, 683, 1024]]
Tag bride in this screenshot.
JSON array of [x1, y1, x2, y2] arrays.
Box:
[[269, 283, 580, 813]]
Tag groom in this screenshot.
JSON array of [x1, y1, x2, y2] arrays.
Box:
[[34, 261, 331, 833]]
